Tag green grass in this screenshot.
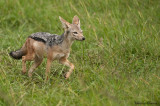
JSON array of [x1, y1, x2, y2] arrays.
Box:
[[0, 0, 160, 105]]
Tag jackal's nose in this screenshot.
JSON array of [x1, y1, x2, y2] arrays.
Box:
[[82, 37, 85, 40]]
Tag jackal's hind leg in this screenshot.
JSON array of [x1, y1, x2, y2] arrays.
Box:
[[28, 57, 43, 77], [22, 54, 35, 74], [59, 58, 74, 79]]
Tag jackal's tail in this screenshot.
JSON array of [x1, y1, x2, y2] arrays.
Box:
[[9, 48, 26, 60], [9, 44, 27, 60]]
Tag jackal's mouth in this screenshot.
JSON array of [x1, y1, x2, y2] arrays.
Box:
[[75, 37, 85, 41]]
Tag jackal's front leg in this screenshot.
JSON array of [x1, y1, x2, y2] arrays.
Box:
[[60, 58, 75, 79], [45, 58, 52, 80]]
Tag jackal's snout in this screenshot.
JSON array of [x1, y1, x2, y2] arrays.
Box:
[[79, 36, 85, 41], [75, 34, 85, 41]]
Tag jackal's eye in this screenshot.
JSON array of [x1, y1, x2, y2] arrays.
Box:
[[73, 32, 78, 35]]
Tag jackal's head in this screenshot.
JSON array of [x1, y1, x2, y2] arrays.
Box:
[[59, 16, 85, 41]]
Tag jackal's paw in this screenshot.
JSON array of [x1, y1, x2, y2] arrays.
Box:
[[45, 76, 49, 81], [21, 71, 26, 74], [65, 72, 71, 79], [28, 72, 32, 77]]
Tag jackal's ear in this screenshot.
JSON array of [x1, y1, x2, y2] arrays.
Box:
[[59, 16, 71, 29], [72, 15, 80, 27]]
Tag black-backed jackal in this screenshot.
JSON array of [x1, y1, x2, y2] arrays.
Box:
[[9, 16, 85, 80]]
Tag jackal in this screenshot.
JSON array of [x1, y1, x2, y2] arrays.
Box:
[[9, 16, 85, 80]]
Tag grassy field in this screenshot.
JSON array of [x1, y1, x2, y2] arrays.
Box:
[[0, 0, 160, 105]]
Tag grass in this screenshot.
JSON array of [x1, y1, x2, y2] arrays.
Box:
[[0, 0, 160, 105]]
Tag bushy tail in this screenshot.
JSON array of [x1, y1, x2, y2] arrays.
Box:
[[9, 48, 26, 60]]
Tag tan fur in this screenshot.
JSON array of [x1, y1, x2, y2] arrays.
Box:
[[16, 16, 85, 80]]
